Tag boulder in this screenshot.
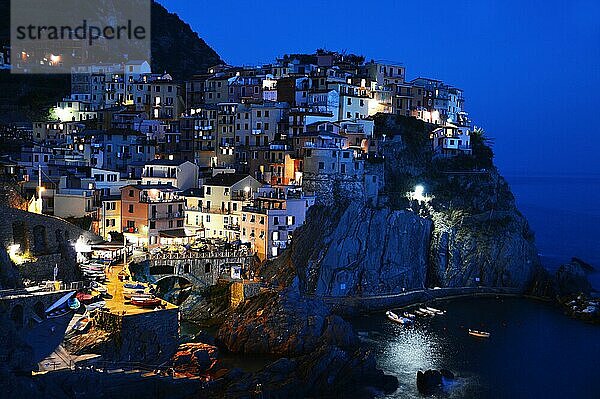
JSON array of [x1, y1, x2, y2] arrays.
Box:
[[172, 343, 219, 375], [416, 369, 443, 395]]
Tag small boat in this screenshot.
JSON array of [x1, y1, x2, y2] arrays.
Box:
[[45, 292, 77, 318], [72, 316, 92, 332], [425, 306, 446, 315], [386, 311, 413, 325], [419, 307, 436, 316], [468, 329, 491, 338], [124, 283, 146, 290], [76, 292, 94, 303], [413, 309, 430, 317], [91, 282, 107, 294], [131, 297, 162, 308], [403, 312, 416, 319], [86, 301, 106, 312]]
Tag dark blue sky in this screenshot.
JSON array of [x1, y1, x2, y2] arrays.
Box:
[[159, 0, 600, 175]]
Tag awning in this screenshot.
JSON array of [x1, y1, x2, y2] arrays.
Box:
[[159, 229, 194, 239]]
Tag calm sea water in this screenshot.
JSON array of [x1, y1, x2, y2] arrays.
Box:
[[352, 297, 600, 399], [505, 174, 600, 289]]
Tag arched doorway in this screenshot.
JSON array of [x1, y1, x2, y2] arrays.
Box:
[[10, 304, 24, 329]]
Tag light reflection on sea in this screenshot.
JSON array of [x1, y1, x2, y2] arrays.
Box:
[[351, 297, 600, 399]]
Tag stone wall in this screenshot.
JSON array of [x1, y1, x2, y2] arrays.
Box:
[[0, 206, 101, 255], [93, 307, 180, 364]]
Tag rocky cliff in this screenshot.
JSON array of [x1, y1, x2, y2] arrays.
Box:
[[287, 202, 432, 297], [258, 115, 543, 298]]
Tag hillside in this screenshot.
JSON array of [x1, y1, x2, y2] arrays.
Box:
[[0, 0, 223, 122]]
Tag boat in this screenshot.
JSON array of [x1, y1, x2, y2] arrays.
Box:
[[124, 283, 146, 290], [425, 306, 446, 315], [76, 292, 94, 303], [419, 307, 436, 316], [130, 297, 162, 308], [86, 300, 106, 312], [72, 316, 92, 332], [386, 310, 414, 325], [403, 312, 416, 319], [45, 292, 76, 318], [468, 329, 491, 338], [413, 309, 430, 317], [91, 282, 108, 294]]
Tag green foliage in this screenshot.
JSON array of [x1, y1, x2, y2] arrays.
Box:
[[470, 127, 495, 169]]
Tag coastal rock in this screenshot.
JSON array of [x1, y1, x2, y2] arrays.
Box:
[[217, 282, 357, 355], [225, 346, 398, 398], [428, 207, 540, 290], [267, 202, 432, 297], [173, 343, 219, 375], [555, 260, 593, 296], [417, 369, 443, 395]]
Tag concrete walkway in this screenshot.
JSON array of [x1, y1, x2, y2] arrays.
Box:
[[314, 286, 544, 315]]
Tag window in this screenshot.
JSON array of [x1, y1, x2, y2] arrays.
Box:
[[205, 263, 211, 273], [273, 216, 279, 225], [128, 204, 134, 213], [150, 221, 156, 229], [128, 189, 134, 197], [318, 162, 324, 170]]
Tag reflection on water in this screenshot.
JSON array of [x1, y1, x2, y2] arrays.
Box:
[[352, 298, 600, 399]]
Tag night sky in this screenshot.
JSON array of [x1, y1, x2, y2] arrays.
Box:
[[158, 0, 600, 176]]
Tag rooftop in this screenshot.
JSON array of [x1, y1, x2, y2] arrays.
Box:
[[204, 173, 250, 187]]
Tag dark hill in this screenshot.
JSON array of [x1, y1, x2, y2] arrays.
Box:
[[0, 0, 223, 122]]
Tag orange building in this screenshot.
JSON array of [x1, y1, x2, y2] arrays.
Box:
[[120, 184, 185, 248]]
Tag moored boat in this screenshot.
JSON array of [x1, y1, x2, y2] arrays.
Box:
[[418, 308, 436, 316], [403, 312, 416, 319], [413, 309, 430, 317], [73, 316, 92, 332], [468, 329, 491, 338], [386, 310, 414, 325], [425, 306, 446, 315], [86, 300, 106, 312], [131, 296, 162, 308], [76, 292, 94, 303]]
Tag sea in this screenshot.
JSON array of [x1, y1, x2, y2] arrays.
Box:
[[505, 174, 600, 289], [354, 174, 600, 398], [352, 297, 600, 399]]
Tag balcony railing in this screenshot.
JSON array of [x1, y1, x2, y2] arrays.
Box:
[[150, 211, 183, 220], [123, 227, 139, 234]]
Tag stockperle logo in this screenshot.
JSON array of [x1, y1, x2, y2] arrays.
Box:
[[10, 0, 151, 74]]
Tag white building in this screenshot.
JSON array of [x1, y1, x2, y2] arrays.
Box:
[[142, 160, 199, 190]]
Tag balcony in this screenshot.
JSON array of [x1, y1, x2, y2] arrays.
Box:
[[150, 211, 183, 220], [224, 224, 240, 231], [123, 227, 139, 234], [251, 129, 263, 135], [140, 195, 182, 203]]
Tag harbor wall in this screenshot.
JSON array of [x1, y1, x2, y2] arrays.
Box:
[[93, 307, 179, 364]]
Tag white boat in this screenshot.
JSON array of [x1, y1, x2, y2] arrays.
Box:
[[86, 301, 106, 312], [413, 309, 430, 317], [425, 306, 446, 315], [386, 311, 413, 325], [403, 312, 416, 319], [72, 316, 92, 332], [419, 308, 435, 316], [468, 329, 491, 338]]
